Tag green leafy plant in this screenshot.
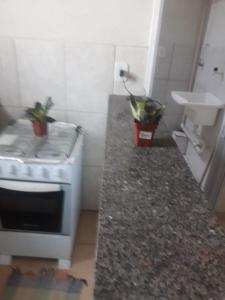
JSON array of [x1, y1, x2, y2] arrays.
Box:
[[129, 94, 165, 125], [25, 97, 55, 123], [122, 77, 165, 125]]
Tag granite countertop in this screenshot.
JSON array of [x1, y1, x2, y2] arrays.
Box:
[[94, 95, 225, 300]]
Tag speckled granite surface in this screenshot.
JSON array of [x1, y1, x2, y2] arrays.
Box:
[[94, 95, 225, 300]]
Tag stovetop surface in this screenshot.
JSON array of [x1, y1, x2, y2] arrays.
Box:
[[0, 120, 79, 161]]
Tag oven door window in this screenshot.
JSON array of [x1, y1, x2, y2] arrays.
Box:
[[0, 186, 64, 233]]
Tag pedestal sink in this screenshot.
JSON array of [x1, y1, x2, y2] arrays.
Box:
[[171, 91, 225, 126]]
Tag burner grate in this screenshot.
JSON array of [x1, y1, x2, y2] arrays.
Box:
[[0, 120, 79, 161]]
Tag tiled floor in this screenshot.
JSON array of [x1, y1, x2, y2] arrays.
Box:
[[0, 211, 98, 300]]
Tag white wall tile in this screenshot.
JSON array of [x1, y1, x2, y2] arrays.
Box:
[[170, 44, 195, 81], [160, 0, 206, 46], [204, 0, 225, 48], [162, 114, 183, 132], [194, 45, 212, 90], [49, 110, 68, 122], [113, 46, 147, 95], [194, 68, 206, 91], [68, 111, 106, 167], [164, 101, 184, 118], [66, 43, 114, 113], [0, 38, 20, 107], [0, 0, 152, 47], [15, 39, 66, 110], [3, 106, 24, 120], [152, 79, 168, 105], [194, 46, 225, 94], [155, 42, 174, 80], [82, 166, 103, 210], [205, 47, 225, 98]]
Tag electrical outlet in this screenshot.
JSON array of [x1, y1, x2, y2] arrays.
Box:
[[114, 62, 129, 81]]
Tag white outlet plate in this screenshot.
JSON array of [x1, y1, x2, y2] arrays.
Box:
[[114, 62, 129, 81]]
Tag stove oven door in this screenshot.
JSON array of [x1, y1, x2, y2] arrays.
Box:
[[0, 180, 70, 234]]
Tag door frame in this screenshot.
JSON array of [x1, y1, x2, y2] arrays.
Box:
[[144, 0, 165, 97]]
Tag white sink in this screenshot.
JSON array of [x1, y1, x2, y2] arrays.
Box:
[[171, 91, 225, 126]]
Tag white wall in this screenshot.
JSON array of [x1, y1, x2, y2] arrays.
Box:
[[0, 0, 152, 46], [195, 0, 225, 96], [152, 0, 206, 131], [0, 0, 153, 210], [189, 0, 225, 184]]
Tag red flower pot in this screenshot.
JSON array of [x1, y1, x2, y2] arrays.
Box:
[[32, 120, 47, 137], [134, 120, 157, 147]]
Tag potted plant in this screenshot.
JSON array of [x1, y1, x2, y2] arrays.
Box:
[[129, 94, 164, 147], [25, 97, 55, 136]]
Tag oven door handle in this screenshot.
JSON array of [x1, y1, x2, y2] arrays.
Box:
[[0, 180, 61, 193]]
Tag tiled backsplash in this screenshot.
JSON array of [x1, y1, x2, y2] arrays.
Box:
[[0, 37, 147, 210], [113, 46, 148, 95], [194, 45, 225, 99], [65, 43, 115, 113], [15, 39, 66, 110], [0, 38, 20, 107], [0, 0, 152, 47]]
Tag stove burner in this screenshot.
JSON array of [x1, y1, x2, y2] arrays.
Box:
[[0, 120, 79, 162]]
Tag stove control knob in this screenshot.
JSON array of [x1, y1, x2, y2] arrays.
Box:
[[42, 168, 49, 179], [10, 165, 17, 176]]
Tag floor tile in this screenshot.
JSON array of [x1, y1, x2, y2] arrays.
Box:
[[70, 244, 96, 279], [12, 256, 56, 271], [76, 211, 98, 245], [0, 210, 98, 300], [70, 244, 96, 300]]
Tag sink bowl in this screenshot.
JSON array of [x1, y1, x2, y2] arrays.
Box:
[[171, 91, 225, 126]]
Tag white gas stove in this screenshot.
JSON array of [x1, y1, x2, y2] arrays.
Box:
[[0, 119, 83, 269]]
